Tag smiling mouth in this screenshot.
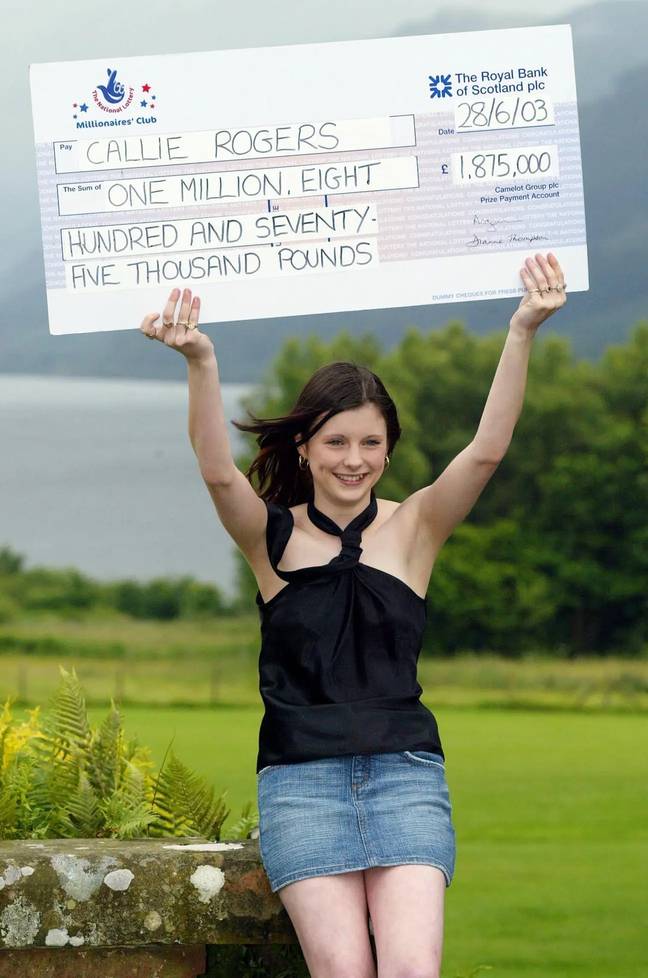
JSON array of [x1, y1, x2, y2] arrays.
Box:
[[333, 473, 368, 483]]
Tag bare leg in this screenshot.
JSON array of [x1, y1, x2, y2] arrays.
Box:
[[364, 864, 446, 978], [277, 869, 377, 978]]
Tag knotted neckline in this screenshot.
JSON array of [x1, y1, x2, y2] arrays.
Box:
[[307, 488, 378, 569]]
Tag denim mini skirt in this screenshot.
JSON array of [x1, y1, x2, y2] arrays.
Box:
[[256, 750, 456, 893]]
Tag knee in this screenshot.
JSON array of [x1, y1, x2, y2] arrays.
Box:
[[317, 969, 375, 978], [312, 955, 376, 978], [380, 967, 440, 978]]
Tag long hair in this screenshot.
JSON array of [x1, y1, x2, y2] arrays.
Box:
[[231, 361, 402, 506]]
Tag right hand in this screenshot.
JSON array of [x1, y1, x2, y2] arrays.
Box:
[[139, 287, 215, 363]]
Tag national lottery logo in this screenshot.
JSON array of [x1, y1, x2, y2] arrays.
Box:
[[71, 67, 159, 125], [428, 74, 452, 98]]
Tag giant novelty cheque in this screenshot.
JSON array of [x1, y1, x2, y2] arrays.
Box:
[[29, 24, 588, 335]]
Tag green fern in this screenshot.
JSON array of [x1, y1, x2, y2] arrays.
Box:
[[39, 665, 91, 758], [0, 781, 18, 836], [149, 751, 231, 839], [225, 800, 260, 841], [86, 701, 122, 801], [0, 666, 257, 842], [66, 771, 103, 836]]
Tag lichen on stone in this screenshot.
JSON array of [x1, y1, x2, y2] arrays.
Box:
[[163, 842, 243, 851], [143, 910, 162, 931], [189, 865, 226, 903], [2, 866, 22, 886], [0, 895, 41, 947], [103, 869, 135, 891], [50, 853, 118, 902]]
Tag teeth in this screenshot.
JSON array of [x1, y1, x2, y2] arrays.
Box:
[[335, 474, 365, 483]]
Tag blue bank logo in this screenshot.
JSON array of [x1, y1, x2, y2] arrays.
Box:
[[428, 74, 452, 98]]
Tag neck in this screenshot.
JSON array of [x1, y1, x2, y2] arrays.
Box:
[[309, 485, 374, 529]]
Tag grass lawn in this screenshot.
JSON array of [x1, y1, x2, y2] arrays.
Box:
[[4, 616, 646, 976], [81, 702, 647, 978]]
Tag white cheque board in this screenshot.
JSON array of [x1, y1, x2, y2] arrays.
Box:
[[29, 25, 588, 335]]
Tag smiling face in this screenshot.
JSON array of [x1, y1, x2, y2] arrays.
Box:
[[297, 402, 388, 507]]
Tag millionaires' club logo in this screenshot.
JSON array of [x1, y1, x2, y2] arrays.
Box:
[[71, 67, 158, 121], [428, 74, 452, 98]]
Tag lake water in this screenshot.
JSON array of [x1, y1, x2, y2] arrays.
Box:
[[0, 374, 256, 600]]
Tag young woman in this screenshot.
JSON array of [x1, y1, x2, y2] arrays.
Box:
[[140, 253, 566, 978]]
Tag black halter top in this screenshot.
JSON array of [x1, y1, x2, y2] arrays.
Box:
[[254, 489, 443, 773], [307, 488, 378, 567]]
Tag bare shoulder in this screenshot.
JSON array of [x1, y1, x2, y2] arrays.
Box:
[[375, 494, 420, 533]]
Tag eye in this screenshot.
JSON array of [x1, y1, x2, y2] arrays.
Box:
[[327, 439, 381, 445]]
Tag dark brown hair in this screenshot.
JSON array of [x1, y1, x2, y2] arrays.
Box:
[[231, 361, 402, 506]]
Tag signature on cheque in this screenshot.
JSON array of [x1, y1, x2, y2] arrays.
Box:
[[466, 215, 549, 247]]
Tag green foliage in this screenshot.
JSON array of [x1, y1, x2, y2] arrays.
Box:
[[233, 319, 648, 655], [0, 547, 25, 575], [0, 561, 235, 621], [1, 319, 646, 654], [0, 591, 20, 625], [0, 666, 256, 841], [426, 518, 558, 654], [107, 575, 232, 619]]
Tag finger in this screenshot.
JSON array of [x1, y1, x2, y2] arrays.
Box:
[[175, 296, 201, 346], [519, 266, 539, 295], [187, 296, 201, 329], [547, 252, 566, 289], [525, 256, 549, 293], [163, 288, 189, 346], [176, 287, 193, 327], [535, 253, 558, 288], [140, 312, 161, 339], [160, 287, 181, 329]]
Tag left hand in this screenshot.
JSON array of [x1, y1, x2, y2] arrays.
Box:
[[510, 252, 567, 336]]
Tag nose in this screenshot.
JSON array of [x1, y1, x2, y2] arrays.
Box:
[[343, 450, 365, 468]]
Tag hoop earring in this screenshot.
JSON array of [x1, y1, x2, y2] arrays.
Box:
[[384, 455, 390, 468], [298, 453, 309, 470]]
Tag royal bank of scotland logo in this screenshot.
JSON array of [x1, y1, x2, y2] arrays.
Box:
[[428, 74, 452, 98]]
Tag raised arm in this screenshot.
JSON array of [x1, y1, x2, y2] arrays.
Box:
[[186, 351, 268, 553], [407, 252, 567, 551], [140, 287, 267, 554]]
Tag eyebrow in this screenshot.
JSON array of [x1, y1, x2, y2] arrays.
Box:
[[324, 433, 384, 438]]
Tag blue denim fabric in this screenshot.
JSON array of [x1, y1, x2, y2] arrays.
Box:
[[257, 750, 456, 893]]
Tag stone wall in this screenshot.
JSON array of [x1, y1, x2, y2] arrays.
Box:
[[0, 837, 312, 977]]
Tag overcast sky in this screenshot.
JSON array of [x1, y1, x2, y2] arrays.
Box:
[[5, 0, 596, 69], [0, 0, 632, 268]]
